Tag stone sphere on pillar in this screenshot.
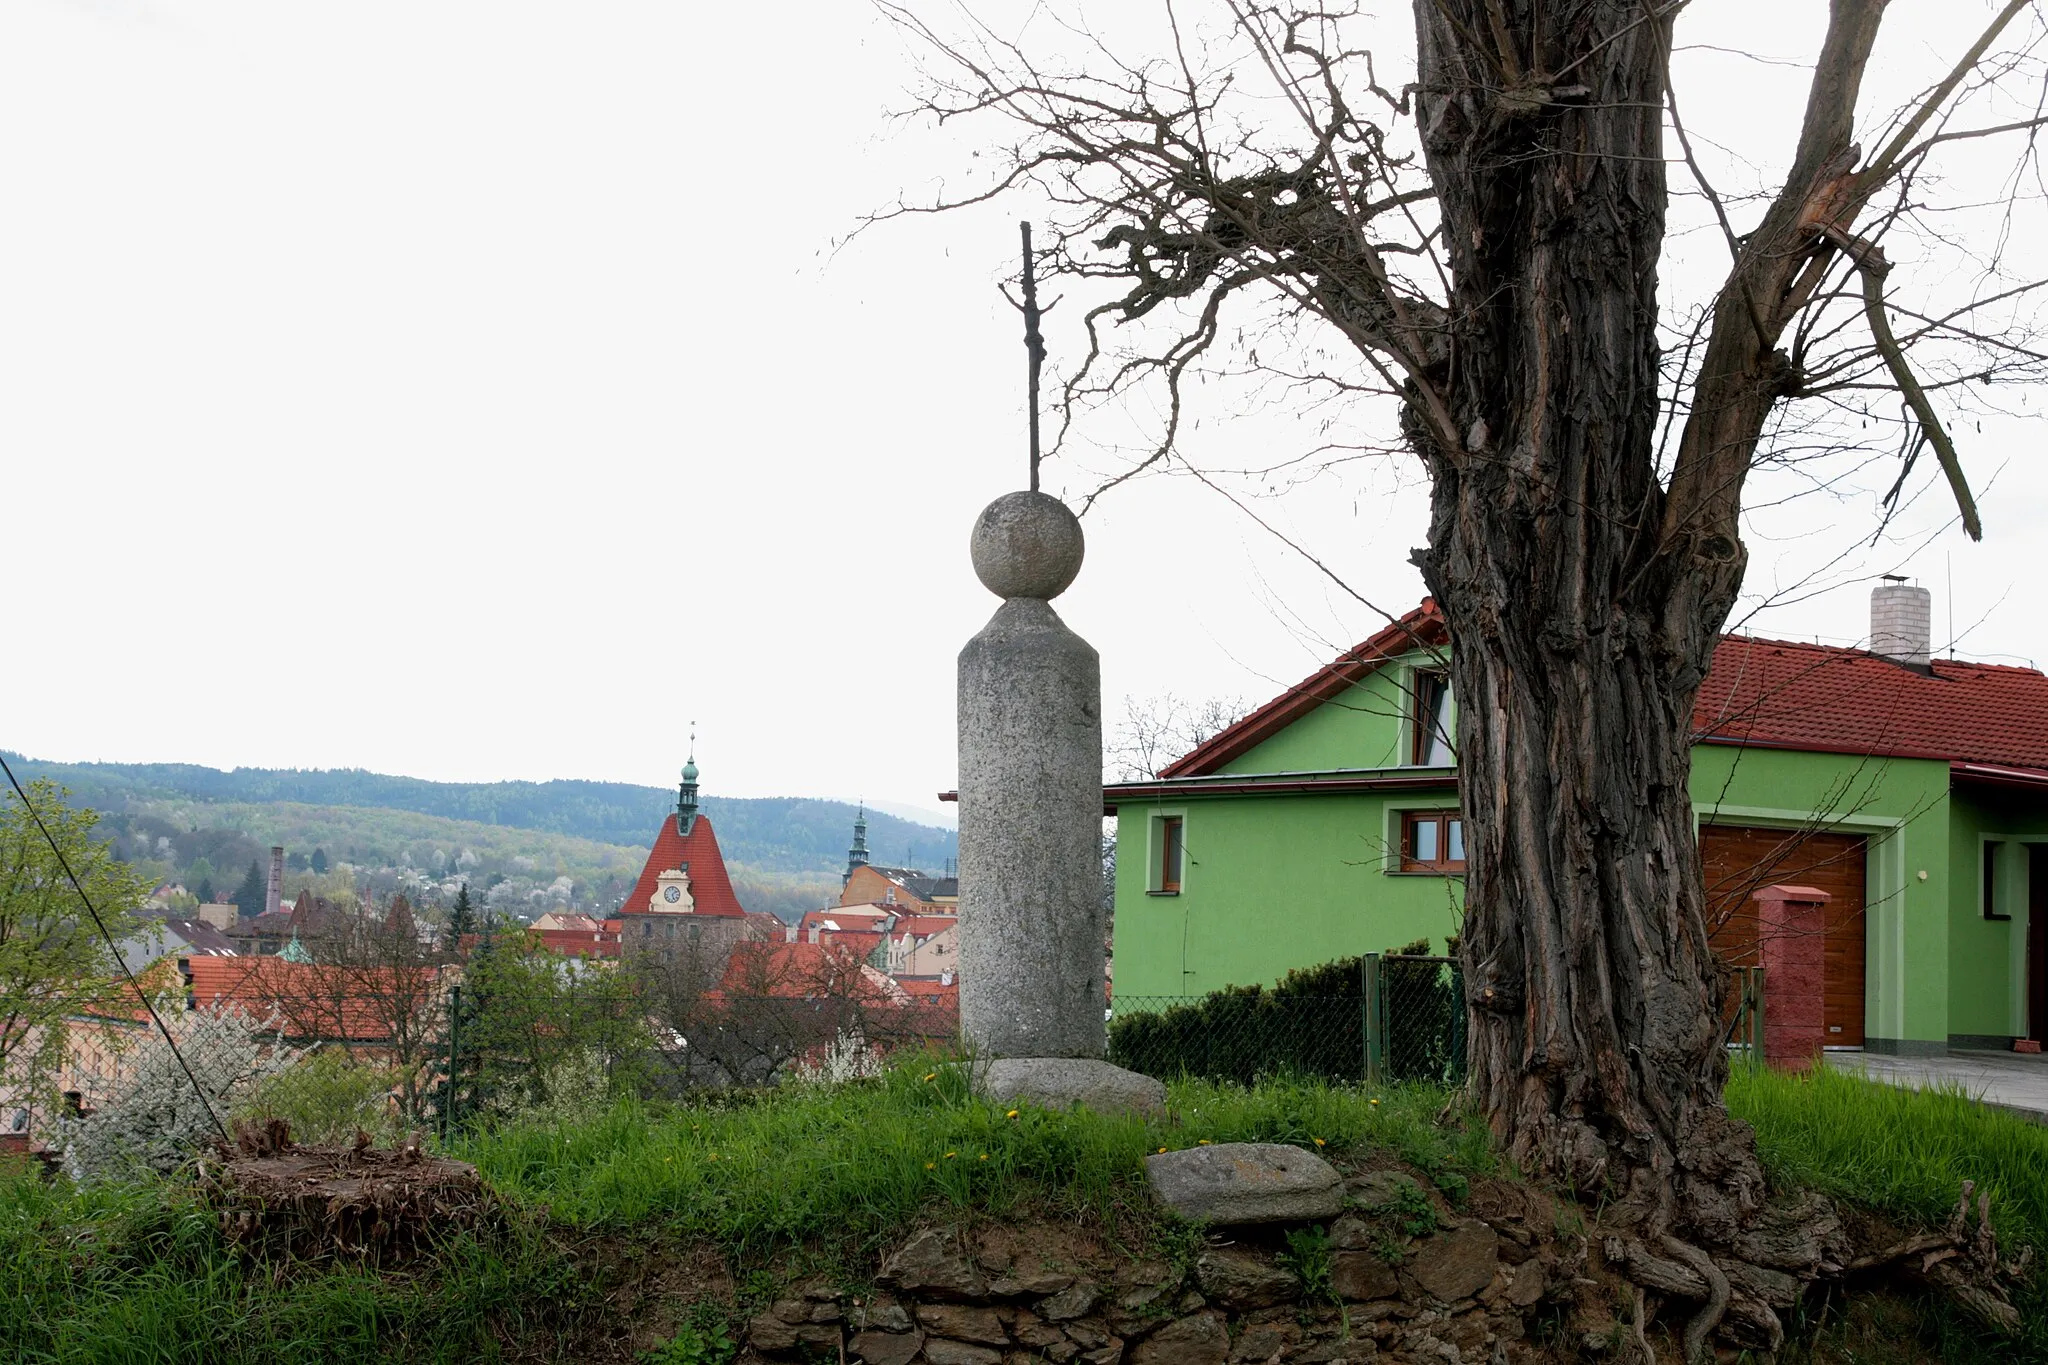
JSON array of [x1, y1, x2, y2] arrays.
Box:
[[971, 491, 1085, 600]]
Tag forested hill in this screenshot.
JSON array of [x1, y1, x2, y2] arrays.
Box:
[[3, 755, 957, 880]]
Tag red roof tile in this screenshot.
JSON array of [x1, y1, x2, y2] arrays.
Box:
[[617, 814, 747, 918], [1158, 600, 2048, 780], [717, 940, 903, 1001]]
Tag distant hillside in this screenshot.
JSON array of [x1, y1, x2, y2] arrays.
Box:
[[5, 756, 956, 876], [3, 754, 957, 923]]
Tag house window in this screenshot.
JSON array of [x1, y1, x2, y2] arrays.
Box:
[[1155, 815, 1185, 893], [1985, 841, 2009, 920], [1411, 669, 1454, 767], [1400, 811, 1466, 873]]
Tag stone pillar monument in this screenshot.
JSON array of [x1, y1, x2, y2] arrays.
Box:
[[958, 490, 1105, 1059]]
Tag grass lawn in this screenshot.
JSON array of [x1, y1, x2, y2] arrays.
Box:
[[3, 1057, 2045, 1364]]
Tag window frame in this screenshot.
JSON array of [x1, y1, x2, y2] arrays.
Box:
[[1398, 809, 1467, 874], [1149, 812, 1187, 895], [1984, 838, 2011, 921], [1409, 668, 1455, 768]]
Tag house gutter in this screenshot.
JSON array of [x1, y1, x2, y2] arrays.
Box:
[[1950, 761, 2048, 791], [1100, 767, 1458, 814]]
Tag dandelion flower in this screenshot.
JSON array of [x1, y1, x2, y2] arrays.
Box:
[[1006, 1109, 1019, 1119], [979, 1153, 988, 1161], [925, 1162, 936, 1170], [1197, 1139, 1211, 1146], [1369, 1098, 1381, 1106], [924, 1072, 938, 1082], [1313, 1137, 1326, 1147], [945, 1151, 957, 1159], [1157, 1146, 1168, 1154]]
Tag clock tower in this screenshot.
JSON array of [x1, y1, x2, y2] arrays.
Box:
[[651, 866, 695, 915]]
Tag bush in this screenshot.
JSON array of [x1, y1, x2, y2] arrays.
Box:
[[59, 1003, 299, 1184], [1107, 945, 1464, 1086], [236, 1047, 405, 1147]]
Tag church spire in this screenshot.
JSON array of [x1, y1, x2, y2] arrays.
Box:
[[845, 802, 870, 885], [677, 725, 700, 835]]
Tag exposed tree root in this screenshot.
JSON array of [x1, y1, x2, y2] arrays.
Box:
[[1606, 1179, 2029, 1355]]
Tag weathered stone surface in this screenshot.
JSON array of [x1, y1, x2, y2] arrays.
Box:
[[918, 1304, 1009, 1346], [1504, 1259, 1547, 1308], [863, 1295, 914, 1333], [1329, 1214, 1376, 1250], [1347, 1171, 1428, 1211], [1194, 1247, 1299, 1310], [769, 1298, 811, 1325], [1331, 1251, 1401, 1303], [1010, 1313, 1067, 1349], [971, 490, 1085, 601], [748, 1311, 800, 1353], [990, 1266, 1076, 1296], [878, 1227, 989, 1299], [958, 594, 1105, 1060], [1144, 1143, 1344, 1224], [1038, 1283, 1101, 1321], [808, 1301, 843, 1323], [1078, 1347, 1124, 1365], [1228, 1322, 1298, 1362], [849, 1330, 921, 1365], [1410, 1222, 1499, 1303], [979, 1058, 1167, 1118], [1130, 1312, 1228, 1365], [1290, 1340, 1378, 1362], [924, 1339, 1005, 1365]]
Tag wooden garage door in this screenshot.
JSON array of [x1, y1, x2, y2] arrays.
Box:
[[1700, 825, 1867, 1047]]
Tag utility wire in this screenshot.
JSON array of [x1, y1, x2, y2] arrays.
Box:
[[0, 751, 231, 1145]]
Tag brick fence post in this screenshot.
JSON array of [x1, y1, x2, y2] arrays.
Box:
[[1753, 884, 1830, 1072]]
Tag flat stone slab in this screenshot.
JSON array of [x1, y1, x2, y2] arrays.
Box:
[[1144, 1142, 1343, 1224], [977, 1058, 1167, 1118]]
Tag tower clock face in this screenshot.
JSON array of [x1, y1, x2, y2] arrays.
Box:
[[664, 886, 682, 904]]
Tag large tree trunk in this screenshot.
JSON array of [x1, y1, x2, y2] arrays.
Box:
[[1409, 1, 1764, 1239]]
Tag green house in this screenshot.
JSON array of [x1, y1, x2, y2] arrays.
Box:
[[1106, 587, 2048, 1057]]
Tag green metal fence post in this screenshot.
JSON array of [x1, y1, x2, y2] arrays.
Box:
[[1363, 954, 1384, 1085], [1746, 966, 1766, 1064], [443, 983, 462, 1140]]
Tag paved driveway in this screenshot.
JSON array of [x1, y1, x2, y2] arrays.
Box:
[[1826, 1049, 2048, 1120]]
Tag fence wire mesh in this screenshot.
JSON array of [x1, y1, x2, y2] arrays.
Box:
[[1109, 954, 1468, 1087]]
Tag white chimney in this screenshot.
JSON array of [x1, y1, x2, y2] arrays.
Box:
[[784, 924, 798, 943], [807, 926, 822, 945], [1871, 578, 1933, 667]]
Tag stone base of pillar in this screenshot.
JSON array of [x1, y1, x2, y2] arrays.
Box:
[[974, 1057, 1168, 1119]]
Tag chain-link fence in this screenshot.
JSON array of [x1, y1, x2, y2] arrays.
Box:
[[1109, 953, 1468, 1087]]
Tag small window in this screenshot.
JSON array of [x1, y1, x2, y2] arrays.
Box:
[[1985, 841, 2009, 920], [1411, 670, 1455, 767], [1400, 811, 1467, 873], [1156, 816, 1185, 893]]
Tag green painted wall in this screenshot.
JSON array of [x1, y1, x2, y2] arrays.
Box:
[[1947, 787, 2048, 1040], [1111, 787, 1464, 998], [1108, 668, 2029, 1048]]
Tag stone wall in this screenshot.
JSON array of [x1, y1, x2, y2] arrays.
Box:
[[742, 1167, 1580, 1365]]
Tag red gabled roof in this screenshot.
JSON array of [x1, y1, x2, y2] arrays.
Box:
[[1160, 602, 1447, 778], [1693, 635, 2048, 771], [1154, 599, 2048, 781], [185, 956, 443, 1043], [617, 813, 746, 918]]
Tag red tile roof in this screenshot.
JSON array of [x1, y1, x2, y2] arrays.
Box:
[[1155, 599, 2048, 780], [617, 814, 746, 918], [1693, 635, 2048, 772], [531, 927, 621, 959], [185, 956, 445, 1042], [716, 940, 904, 1002]]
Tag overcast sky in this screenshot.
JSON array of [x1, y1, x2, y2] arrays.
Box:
[[4, 0, 2043, 823]]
